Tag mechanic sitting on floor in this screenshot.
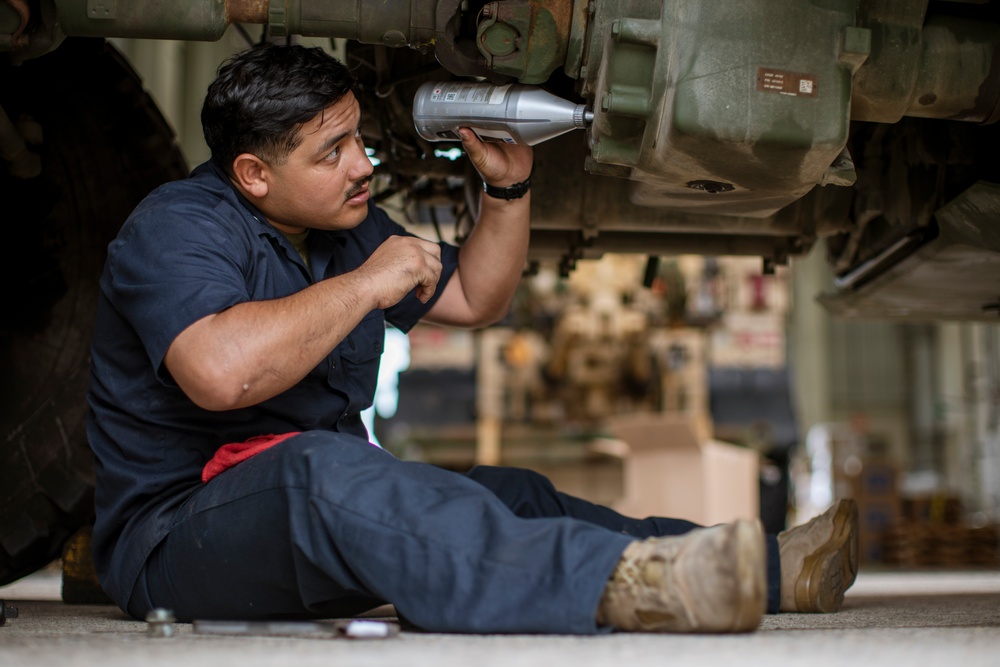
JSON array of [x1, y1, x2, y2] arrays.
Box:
[[86, 42, 858, 634]]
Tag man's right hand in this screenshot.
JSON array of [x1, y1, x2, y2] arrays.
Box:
[[359, 235, 443, 308]]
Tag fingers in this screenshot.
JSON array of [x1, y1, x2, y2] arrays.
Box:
[[458, 128, 533, 187], [457, 128, 487, 171], [411, 238, 441, 303], [363, 236, 442, 309], [414, 283, 435, 304]]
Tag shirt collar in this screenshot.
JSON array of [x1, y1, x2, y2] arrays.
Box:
[[195, 159, 347, 247], [195, 160, 273, 234]]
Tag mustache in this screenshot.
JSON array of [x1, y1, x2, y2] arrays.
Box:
[[345, 177, 372, 201]]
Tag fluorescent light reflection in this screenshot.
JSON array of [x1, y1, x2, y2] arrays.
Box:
[[434, 147, 464, 161]]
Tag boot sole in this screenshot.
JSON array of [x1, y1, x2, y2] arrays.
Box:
[[729, 519, 768, 632], [794, 499, 859, 613]]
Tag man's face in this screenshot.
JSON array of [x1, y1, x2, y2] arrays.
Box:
[[256, 92, 374, 233]]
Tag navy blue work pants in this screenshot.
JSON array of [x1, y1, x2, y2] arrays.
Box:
[[127, 431, 780, 634]]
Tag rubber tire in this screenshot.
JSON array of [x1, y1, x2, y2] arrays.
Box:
[[0, 38, 189, 586]]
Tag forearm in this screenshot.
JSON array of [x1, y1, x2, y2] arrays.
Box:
[[167, 234, 443, 410], [417, 128, 534, 328], [165, 271, 377, 411], [452, 192, 532, 325]]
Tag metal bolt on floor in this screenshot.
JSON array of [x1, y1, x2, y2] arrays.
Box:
[[146, 608, 176, 638]]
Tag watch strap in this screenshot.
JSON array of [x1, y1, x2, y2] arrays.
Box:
[[483, 178, 531, 200]]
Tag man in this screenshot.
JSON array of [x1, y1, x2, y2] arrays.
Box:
[[86, 42, 858, 635]]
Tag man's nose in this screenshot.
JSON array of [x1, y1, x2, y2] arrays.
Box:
[[351, 142, 375, 181]]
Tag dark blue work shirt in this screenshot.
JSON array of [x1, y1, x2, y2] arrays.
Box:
[[86, 160, 458, 608]]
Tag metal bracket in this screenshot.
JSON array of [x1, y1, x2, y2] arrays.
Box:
[[268, 0, 287, 36]]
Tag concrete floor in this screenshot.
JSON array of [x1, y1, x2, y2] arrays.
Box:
[[1, 566, 998, 667]]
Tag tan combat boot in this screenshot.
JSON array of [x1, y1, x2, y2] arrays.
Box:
[[777, 498, 859, 613], [596, 519, 766, 633]]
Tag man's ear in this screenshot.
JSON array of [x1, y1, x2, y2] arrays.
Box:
[[231, 153, 269, 199]]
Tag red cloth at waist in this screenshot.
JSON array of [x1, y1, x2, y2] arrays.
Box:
[[201, 432, 302, 482]]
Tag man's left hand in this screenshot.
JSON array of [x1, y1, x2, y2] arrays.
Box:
[[458, 128, 533, 188]]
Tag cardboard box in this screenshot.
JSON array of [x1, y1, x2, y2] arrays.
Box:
[[607, 413, 760, 526]]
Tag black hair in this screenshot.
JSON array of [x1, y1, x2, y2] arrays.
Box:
[[202, 42, 357, 175]]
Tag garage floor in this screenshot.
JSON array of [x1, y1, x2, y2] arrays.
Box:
[[1, 566, 997, 667]]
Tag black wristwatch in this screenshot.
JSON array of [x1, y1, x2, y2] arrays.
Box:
[[483, 178, 531, 200]]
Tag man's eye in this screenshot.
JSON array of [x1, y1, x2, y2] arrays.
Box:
[[327, 146, 340, 160]]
